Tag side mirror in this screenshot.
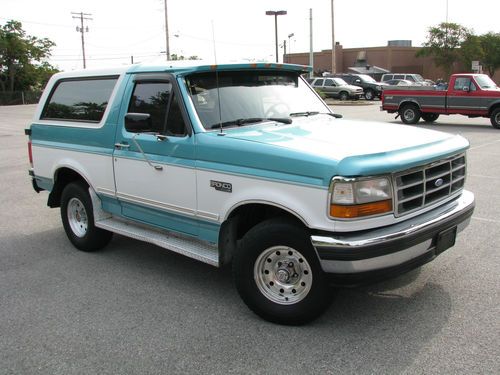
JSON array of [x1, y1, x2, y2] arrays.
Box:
[[125, 113, 152, 133], [462, 86, 470, 92], [355, 79, 361, 84]]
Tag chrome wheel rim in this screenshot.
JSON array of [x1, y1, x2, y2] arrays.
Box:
[[254, 246, 313, 305], [403, 109, 415, 122], [495, 112, 500, 125], [365, 91, 373, 100], [67, 198, 88, 237]]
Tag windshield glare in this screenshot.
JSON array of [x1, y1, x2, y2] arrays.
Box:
[[333, 78, 348, 85], [185, 71, 330, 130], [475, 75, 498, 89], [358, 74, 376, 83]]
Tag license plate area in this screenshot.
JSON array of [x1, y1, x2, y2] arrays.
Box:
[[435, 226, 457, 255]]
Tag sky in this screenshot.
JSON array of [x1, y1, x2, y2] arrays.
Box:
[[2, 0, 499, 71]]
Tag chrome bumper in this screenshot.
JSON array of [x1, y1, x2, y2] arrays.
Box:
[[311, 190, 474, 275]]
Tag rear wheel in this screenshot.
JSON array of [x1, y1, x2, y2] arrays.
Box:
[[233, 219, 332, 325], [490, 108, 500, 129], [422, 113, 440, 123], [60, 182, 113, 251], [400, 104, 421, 124]]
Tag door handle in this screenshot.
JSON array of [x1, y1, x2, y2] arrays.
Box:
[[114, 143, 130, 149]]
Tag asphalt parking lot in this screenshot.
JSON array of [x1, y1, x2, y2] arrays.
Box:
[[1, 104, 499, 374]]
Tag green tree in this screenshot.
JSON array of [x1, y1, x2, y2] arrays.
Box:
[[479, 32, 500, 77], [417, 22, 472, 79], [170, 53, 200, 61], [460, 34, 483, 71], [0, 20, 58, 92]]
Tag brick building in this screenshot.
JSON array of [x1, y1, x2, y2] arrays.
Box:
[[286, 42, 500, 82]]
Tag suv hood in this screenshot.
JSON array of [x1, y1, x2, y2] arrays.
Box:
[[219, 115, 468, 174]]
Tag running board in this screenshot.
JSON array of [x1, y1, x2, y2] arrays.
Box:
[[89, 188, 219, 267], [95, 217, 219, 266]]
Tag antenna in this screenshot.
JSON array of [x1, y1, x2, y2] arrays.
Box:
[[212, 20, 224, 135]]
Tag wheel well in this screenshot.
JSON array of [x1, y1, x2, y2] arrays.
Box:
[[47, 168, 88, 208], [489, 104, 500, 116], [398, 101, 420, 112], [218, 203, 306, 265]]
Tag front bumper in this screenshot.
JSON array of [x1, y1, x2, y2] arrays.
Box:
[[311, 190, 474, 285]]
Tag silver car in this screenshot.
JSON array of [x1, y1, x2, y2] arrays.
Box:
[[307, 77, 364, 100]]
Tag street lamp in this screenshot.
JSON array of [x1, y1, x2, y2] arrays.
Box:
[[287, 33, 295, 62], [266, 10, 287, 63]]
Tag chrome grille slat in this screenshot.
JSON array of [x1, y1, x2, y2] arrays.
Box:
[[393, 153, 466, 216]]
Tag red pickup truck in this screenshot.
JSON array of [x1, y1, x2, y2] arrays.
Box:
[[381, 74, 500, 129]]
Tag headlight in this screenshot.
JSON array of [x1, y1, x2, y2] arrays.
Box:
[[376, 85, 382, 90], [329, 177, 393, 219]]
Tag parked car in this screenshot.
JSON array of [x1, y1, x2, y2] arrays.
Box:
[[332, 73, 385, 100], [306, 77, 364, 100], [381, 73, 431, 86], [382, 73, 500, 128], [384, 79, 414, 86], [26, 62, 475, 325]]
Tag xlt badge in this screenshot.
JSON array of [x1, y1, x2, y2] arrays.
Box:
[[210, 180, 232, 193]]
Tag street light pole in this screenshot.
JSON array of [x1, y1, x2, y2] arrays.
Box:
[[266, 10, 287, 63], [331, 0, 336, 74], [288, 33, 294, 62], [164, 0, 170, 60]]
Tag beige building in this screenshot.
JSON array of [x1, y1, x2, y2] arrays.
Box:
[[286, 43, 500, 82]]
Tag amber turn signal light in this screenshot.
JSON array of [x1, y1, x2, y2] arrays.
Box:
[[330, 199, 393, 218]]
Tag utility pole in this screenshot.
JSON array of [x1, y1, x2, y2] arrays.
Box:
[[309, 8, 313, 78], [71, 12, 92, 69], [331, 0, 336, 74], [282, 40, 287, 63], [164, 0, 170, 60]]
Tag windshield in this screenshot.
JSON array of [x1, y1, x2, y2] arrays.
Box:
[[413, 74, 425, 82], [185, 70, 330, 130], [333, 78, 348, 86], [358, 74, 376, 83], [474, 75, 498, 89]]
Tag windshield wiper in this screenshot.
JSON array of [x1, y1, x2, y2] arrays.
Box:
[[210, 117, 292, 129], [289, 111, 320, 117]]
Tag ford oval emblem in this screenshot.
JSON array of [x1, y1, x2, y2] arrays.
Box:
[[434, 178, 444, 187]]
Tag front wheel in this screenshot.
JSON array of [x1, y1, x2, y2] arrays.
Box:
[[400, 104, 421, 124], [490, 108, 500, 129], [60, 182, 113, 251], [364, 89, 375, 100], [339, 91, 349, 101], [233, 219, 332, 325], [422, 113, 440, 123]]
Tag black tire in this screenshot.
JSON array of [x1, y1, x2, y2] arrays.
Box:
[[490, 108, 500, 129], [232, 218, 332, 325], [400, 104, 421, 124], [60, 182, 113, 252], [422, 113, 440, 123], [364, 89, 375, 101], [339, 91, 349, 101]]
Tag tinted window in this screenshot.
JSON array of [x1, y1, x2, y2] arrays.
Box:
[[324, 79, 334, 86], [128, 82, 172, 133], [406, 76, 415, 82], [165, 93, 187, 136], [394, 74, 404, 80], [314, 79, 324, 86], [42, 77, 118, 122], [342, 76, 354, 84]]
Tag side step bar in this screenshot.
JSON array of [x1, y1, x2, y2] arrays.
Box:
[[90, 189, 219, 267]]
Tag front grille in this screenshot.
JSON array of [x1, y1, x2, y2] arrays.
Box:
[[393, 154, 466, 216]]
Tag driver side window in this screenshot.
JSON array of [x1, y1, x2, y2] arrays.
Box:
[[128, 81, 187, 136]]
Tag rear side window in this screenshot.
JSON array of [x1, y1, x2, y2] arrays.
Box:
[[41, 77, 118, 122]]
